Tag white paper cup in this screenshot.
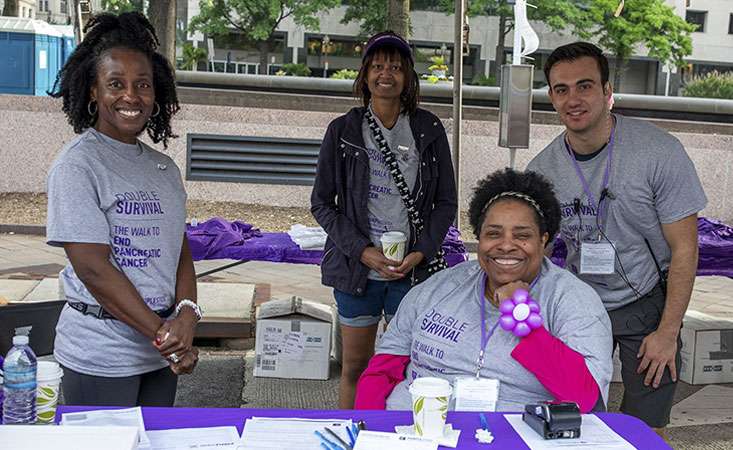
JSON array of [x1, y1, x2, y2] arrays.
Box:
[[35, 361, 63, 424], [409, 377, 452, 438], [381, 231, 407, 263]]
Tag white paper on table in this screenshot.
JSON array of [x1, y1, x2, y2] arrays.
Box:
[[354, 430, 438, 450], [144, 426, 244, 450], [60, 406, 150, 448], [504, 414, 635, 449], [0, 424, 139, 450], [240, 417, 353, 450], [394, 423, 461, 448]]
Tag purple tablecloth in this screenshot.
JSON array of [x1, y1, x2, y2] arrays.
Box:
[[551, 217, 733, 278], [56, 406, 669, 449], [187, 218, 468, 268]]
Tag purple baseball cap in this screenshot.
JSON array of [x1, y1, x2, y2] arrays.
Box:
[[363, 31, 413, 63]]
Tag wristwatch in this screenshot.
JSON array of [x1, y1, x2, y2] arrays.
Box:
[[175, 299, 203, 321]]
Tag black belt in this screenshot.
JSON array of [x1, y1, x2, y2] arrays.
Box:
[[67, 301, 176, 320]]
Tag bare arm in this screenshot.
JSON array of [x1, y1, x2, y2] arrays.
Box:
[[637, 214, 698, 388], [63, 242, 163, 340], [659, 214, 698, 334]]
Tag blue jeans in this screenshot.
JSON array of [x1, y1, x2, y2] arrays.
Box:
[[334, 279, 412, 327]]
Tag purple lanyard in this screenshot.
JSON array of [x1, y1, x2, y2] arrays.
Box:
[[563, 120, 616, 228], [476, 273, 540, 377]]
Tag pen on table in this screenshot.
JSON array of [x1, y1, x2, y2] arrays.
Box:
[[346, 424, 357, 446], [314, 430, 344, 450], [357, 420, 367, 431], [479, 412, 490, 431], [324, 427, 353, 450]]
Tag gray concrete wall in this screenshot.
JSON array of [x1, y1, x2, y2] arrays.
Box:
[[1, 94, 731, 223]]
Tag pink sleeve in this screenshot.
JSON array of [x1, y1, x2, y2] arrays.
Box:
[[354, 354, 410, 410], [510, 326, 600, 413]]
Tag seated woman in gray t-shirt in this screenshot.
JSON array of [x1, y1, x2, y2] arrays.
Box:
[[46, 12, 200, 407], [355, 169, 613, 412]]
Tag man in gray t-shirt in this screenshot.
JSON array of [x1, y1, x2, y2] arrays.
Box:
[[527, 42, 707, 430]]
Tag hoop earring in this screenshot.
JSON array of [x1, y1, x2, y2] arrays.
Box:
[[87, 100, 97, 116], [151, 102, 160, 118]]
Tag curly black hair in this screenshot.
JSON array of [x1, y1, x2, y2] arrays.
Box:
[[49, 12, 179, 147], [468, 168, 561, 246]]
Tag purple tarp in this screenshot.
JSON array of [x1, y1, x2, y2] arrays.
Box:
[[551, 217, 733, 278], [187, 218, 468, 267]]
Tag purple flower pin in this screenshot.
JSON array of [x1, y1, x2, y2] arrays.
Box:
[[499, 288, 543, 337]]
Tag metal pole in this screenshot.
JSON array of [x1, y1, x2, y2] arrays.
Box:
[[452, 0, 464, 230]]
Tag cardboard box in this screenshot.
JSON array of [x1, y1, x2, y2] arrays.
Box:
[[254, 297, 334, 380], [679, 311, 733, 385]]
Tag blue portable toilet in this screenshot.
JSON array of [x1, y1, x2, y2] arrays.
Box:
[[0, 17, 63, 96], [51, 25, 76, 68]]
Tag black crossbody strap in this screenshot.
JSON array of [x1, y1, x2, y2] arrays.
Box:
[[365, 108, 447, 276]]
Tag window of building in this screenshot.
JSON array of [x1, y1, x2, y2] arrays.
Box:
[[21, 6, 26, 17], [306, 37, 363, 58], [61, 0, 68, 14], [729, 14, 733, 34], [686, 10, 707, 32]]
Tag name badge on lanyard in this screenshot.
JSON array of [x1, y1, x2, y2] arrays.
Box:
[[565, 117, 617, 277], [580, 241, 616, 274], [454, 377, 499, 412]]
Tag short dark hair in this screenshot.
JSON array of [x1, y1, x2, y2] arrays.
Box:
[[468, 168, 561, 246], [544, 41, 610, 89], [50, 12, 180, 147], [353, 31, 419, 116]]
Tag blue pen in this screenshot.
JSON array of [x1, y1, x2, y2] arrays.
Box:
[[346, 425, 356, 446], [314, 430, 343, 450], [479, 412, 490, 431]]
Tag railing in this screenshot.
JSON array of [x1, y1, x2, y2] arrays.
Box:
[[176, 70, 733, 123]]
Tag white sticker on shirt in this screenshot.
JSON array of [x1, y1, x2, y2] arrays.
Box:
[[580, 241, 616, 274], [454, 377, 500, 412]]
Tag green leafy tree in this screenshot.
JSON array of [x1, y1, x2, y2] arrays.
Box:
[[189, 0, 339, 75], [101, 0, 144, 13], [341, 0, 389, 38], [181, 42, 207, 70], [438, 0, 588, 82], [344, 1, 585, 82], [571, 0, 694, 91]]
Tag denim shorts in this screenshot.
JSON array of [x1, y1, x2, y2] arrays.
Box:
[[334, 279, 412, 327]]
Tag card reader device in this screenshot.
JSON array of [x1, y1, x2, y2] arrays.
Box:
[[522, 401, 582, 439]]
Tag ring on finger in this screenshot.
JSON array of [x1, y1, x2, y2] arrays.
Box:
[[169, 352, 180, 364]]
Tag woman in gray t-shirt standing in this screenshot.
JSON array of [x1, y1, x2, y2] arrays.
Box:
[[46, 12, 200, 406], [311, 31, 457, 408]]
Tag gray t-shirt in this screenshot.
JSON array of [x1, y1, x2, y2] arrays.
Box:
[[362, 107, 419, 280], [527, 115, 707, 310], [46, 128, 187, 377], [378, 259, 612, 412]]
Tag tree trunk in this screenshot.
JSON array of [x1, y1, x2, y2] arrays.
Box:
[[494, 14, 508, 83], [147, 0, 177, 67], [613, 54, 624, 92], [2, 0, 18, 16], [257, 40, 273, 75], [386, 0, 410, 38]]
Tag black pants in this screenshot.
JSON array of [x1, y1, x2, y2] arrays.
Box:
[[608, 283, 681, 428], [61, 365, 178, 407]]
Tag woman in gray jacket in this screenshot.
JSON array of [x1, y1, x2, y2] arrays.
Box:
[[310, 31, 457, 408]]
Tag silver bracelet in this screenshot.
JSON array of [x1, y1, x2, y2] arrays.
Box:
[[175, 299, 202, 321]]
